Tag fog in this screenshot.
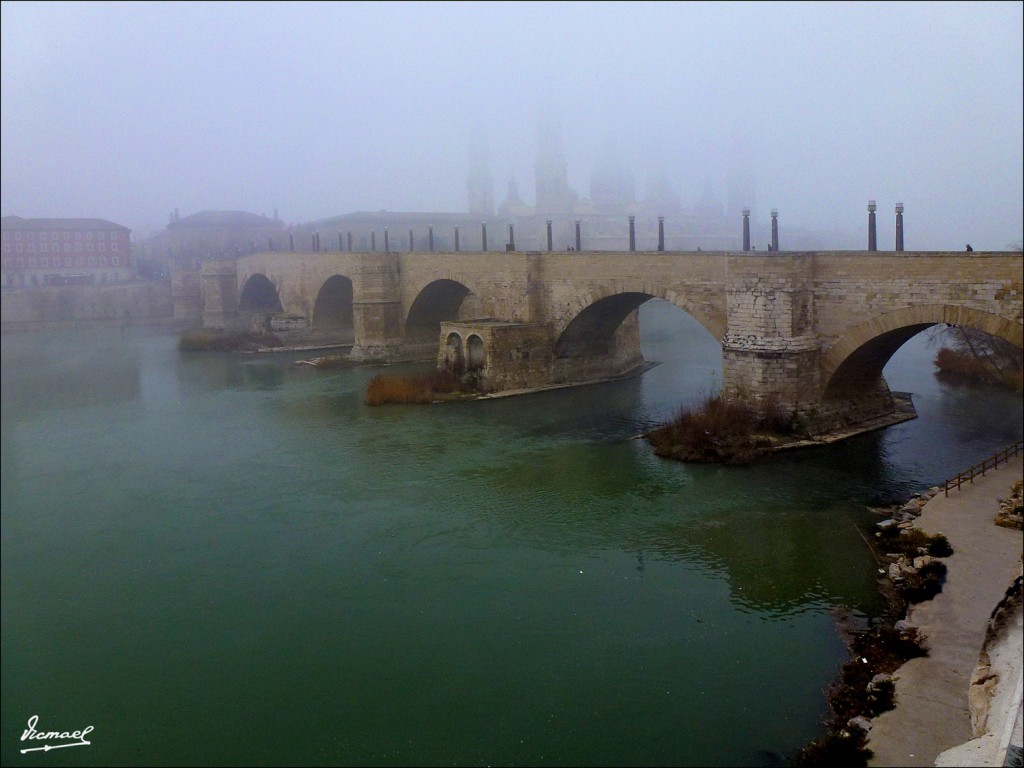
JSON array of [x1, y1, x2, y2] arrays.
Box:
[[2, 0, 1022, 249]]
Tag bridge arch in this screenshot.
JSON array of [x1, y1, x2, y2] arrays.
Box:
[[466, 334, 485, 370], [443, 332, 465, 371], [821, 304, 1023, 397], [312, 274, 354, 332], [553, 284, 725, 359], [405, 278, 478, 344], [238, 273, 283, 314]]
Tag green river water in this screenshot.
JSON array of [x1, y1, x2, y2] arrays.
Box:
[[2, 300, 1021, 766]]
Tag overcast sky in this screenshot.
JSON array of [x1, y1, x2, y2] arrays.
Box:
[[2, 1, 1021, 249]]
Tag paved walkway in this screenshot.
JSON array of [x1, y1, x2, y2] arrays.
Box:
[[866, 454, 1023, 767]]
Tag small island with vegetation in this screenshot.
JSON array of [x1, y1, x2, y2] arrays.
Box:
[[643, 394, 799, 465], [364, 368, 481, 405]]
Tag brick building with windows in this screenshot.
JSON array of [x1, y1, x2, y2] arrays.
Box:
[[1, 216, 133, 287]]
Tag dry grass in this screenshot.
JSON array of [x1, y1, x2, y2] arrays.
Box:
[[365, 369, 465, 406]]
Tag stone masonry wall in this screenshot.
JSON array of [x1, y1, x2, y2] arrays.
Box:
[[1, 281, 172, 325]]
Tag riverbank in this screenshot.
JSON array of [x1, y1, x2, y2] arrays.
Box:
[[863, 454, 1024, 767]]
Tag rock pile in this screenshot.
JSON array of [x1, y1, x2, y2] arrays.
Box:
[[994, 479, 1023, 530]]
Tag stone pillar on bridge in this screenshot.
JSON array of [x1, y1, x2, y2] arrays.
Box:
[[200, 260, 240, 329], [546, 220, 553, 252], [289, 233, 294, 252], [338, 232, 344, 252], [895, 203, 904, 252], [347, 232, 353, 252], [349, 252, 405, 362], [384, 228, 390, 253], [868, 200, 878, 251], [429, 225, 434, 252], [481, 223, 488, 252], [771, 209, 779, 252], [721, 254, 820, 416], [575, 220, 581, 252], [454, 226, 460, 252], [408, 230, 414, 252], [508, 224, 515, 251], [628, 215, 636, 251], [658, 217, 665, 252], [371, 232, 376, 252], [742, 208, 751, 251]]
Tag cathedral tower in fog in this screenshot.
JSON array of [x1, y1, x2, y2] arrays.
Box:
[[534, 109, 578, 215], [589, 138, 636, 216], [467, 136, 494, 217], [726, 134, 757, 226]]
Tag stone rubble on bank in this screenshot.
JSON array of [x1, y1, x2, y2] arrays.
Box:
[[995, 479, 1023, 530], [821, 486, 952, 744]]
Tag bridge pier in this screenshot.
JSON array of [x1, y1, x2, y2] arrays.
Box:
[[201, 261, 240, 329], [721, 254, 820, 417], [349, 253, 405, 361]]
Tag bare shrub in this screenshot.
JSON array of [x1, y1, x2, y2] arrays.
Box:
[[645, 393, 800, 464], [364, 369, 467, 406]]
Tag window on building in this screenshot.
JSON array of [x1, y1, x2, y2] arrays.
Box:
[[87, 256, 95, 266], [64, 243, 71, 252], [41, 257, 48, 267], [112, 242, 118, 251], [87, 243, 94, 252], [2, 244, 9, 253], [99, 256, 107, 266], [112, 256, 120, 266], [75, 243, 83, 252], [40, 243, 47, 253], [76, 256, 84, 266], [64, 232, 71, 240], [65, 257, 72, 267], [27, 231, 34, 240], [28, 257, 36, 267]]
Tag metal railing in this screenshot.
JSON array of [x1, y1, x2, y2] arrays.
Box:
[[944, 441, 1023, 496]]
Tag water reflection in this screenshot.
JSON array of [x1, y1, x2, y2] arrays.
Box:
[[1, 327, 141, 411]]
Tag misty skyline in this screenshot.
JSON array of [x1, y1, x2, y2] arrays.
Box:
[[2, 0, 1022, 249]]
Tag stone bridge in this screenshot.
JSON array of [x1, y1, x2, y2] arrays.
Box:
[[200, 250, 1023, 433]]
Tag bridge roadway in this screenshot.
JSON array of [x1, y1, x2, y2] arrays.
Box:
[[199, 249, 1023, 434]]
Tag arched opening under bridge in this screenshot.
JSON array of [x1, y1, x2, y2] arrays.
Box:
[[311, 275, 355, 344], [405, 279, 474, 355]]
